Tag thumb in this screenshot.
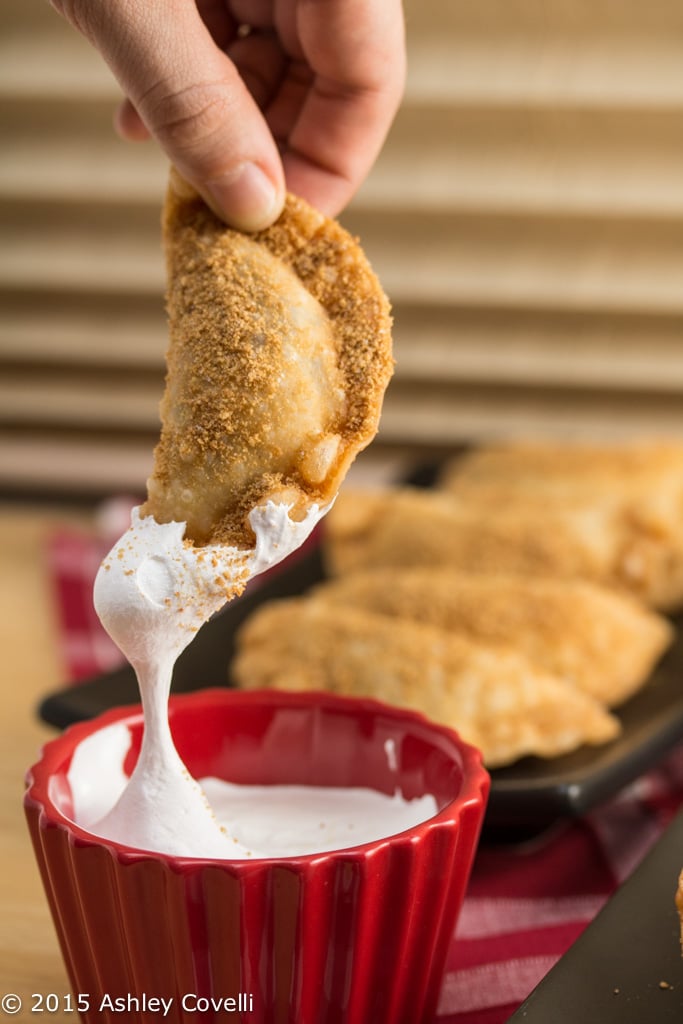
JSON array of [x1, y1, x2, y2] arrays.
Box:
[[56, 1, 285, 230]]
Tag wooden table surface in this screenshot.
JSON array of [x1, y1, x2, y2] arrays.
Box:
[[0, 505, 89, 1018]]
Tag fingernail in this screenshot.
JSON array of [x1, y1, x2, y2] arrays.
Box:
[[206, 163, 282, 232]]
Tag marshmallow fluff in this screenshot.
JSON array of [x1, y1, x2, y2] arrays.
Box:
[[67, 722, 437, 858], [84, 505, 437, 858]]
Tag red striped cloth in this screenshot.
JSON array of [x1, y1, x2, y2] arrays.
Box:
[[46, 498, 134, 680], [45, 505, 683, 1023], [438, 755, 683, 1021]]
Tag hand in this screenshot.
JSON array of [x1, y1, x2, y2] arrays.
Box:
[[51, 0, 406, 230]]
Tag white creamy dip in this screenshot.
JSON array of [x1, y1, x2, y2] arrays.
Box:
[[67, 721, 436, 858], [85, 504, 436, 858]]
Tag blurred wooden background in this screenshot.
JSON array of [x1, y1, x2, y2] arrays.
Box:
[[2, 0, 683, 498]]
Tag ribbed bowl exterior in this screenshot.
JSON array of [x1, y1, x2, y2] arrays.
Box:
[[25, 690, 489, 1024]]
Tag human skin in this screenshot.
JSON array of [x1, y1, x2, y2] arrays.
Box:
[[49, 0, 406, 229]]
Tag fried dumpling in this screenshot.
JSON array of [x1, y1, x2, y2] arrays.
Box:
[[232, 599, 620, 768], [440, 440, 683, 500], [311, 569, 673, 707], [438, 440, 683, 610], [324, 487, 612, 580], [323, 486, 683, 611], [143, 174, 393, 547]]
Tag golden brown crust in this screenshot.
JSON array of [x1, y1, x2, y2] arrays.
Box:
[[143, 178, 393, 547], [232, 598, 620, 768], [323, 487, 611, 580], [323, 483, 683, 611], [312, 569, 673, 707], [441, 439, 683, 491], [438, 440, 683, 610]]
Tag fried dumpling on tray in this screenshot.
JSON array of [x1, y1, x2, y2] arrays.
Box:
[[311, 569, 673, 707], [231, 599, 620, 769], [323, 486, 683, 611], [324, 487, 612, 580], [440, 439, 683, 500], [438, 440, 683, 611], [142, 173, 393, 548]]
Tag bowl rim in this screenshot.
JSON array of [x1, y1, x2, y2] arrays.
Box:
[[25, 687, 490, 867]]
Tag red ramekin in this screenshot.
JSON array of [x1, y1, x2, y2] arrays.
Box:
[[25, 688, 489, 1024]]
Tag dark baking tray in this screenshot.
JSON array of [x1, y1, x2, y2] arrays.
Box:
[[38, 542, 683, 832], [507, 807, 683, 1022]]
